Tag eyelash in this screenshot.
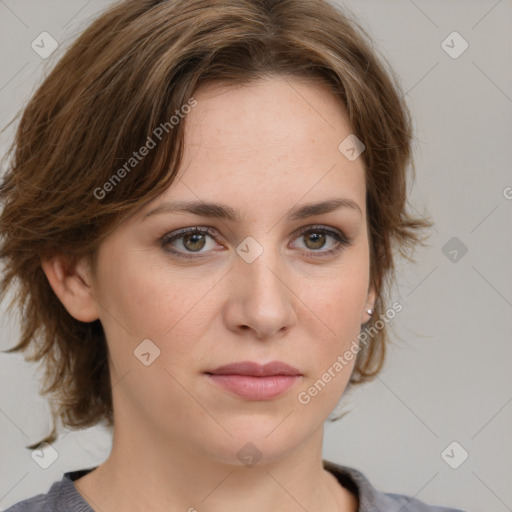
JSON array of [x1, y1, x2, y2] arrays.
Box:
[[160, 225, 351, 260]]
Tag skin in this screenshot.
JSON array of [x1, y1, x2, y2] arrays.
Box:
[[42, 75, 375, 512]]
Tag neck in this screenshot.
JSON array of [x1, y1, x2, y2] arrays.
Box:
[[74, 418, 358, 512]]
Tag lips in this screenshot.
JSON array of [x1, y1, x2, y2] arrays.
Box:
[[205, 361, 302, 400], [206, 361, 302, 377]]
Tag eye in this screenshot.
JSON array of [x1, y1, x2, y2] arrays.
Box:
[[290, 225, 351, 259], [161, 226, 220, 258]]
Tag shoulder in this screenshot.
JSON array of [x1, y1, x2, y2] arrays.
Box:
[[3, 468, 95, 512], [323, 459, 467, 512], [380, 491, 467, 512], [3, 496, 48, 512], [4, 487, 55, 512]]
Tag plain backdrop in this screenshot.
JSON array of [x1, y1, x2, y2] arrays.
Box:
[[0, 1, 511, 511]]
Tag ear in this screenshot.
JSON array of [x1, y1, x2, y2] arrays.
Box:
[[40, 254, 100, 323], [362, 283, 377, 324]]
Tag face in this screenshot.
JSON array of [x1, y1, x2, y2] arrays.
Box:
[[79, 76, 375, 464]]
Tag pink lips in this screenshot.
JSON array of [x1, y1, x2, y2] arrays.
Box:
[[205, 361, 302, 400]]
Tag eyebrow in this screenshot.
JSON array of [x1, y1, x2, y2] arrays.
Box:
[[142, 197, 362, 222]]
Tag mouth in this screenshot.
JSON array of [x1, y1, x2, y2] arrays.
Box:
[[205, 361, 303, 400]]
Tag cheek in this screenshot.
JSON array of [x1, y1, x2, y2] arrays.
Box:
[[304, 258, 370, 336], [298, 254, 370, 388], [95, 252, 220, 385], [295, 277, 366, 415], [95, 254, 210, 420], [97, 250, 208, 337]]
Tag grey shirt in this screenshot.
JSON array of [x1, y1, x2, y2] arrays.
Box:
[[5, 460, 466, 511]]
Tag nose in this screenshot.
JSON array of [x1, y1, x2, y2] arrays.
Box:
[[223, 245, 297, 340]]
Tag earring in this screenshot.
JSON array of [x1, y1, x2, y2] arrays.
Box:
[[367, 308, 373, 316]]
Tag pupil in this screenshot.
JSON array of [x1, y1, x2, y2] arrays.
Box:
[[185, 234, 205, 251], [307, 232, 325, 249]]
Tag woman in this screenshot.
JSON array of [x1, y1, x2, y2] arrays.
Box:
[[0, 0, 466, 510]]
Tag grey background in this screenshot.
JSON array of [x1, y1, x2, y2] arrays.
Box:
[[0, 1, 511, 511]]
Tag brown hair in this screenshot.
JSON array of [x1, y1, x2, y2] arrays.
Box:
[[0, 0, 431, 449]]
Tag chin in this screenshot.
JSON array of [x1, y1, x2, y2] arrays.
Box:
[[194, 416, 314, 468]]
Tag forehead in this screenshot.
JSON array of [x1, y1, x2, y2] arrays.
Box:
[[184, 76, 352, 150], [150, 76, 367, 218]]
